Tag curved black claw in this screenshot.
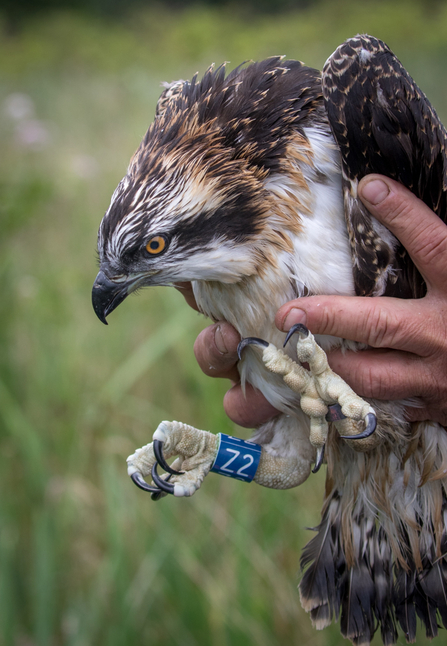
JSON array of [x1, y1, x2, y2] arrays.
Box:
[[131, 471, 162, 494], [312, 445, 325, 473], [153, 439, 184, 475], [237, 337, 269, 361], [283, 323, 310, 347], [151, 462, 176, 495], [339, 412, 377, 441], [151, 473, 173, 501]]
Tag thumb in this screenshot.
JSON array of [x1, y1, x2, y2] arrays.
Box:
[[358, 175, 447, 289]]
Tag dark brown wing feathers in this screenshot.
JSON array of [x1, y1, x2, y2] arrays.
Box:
[[323, 34, 447, 298]]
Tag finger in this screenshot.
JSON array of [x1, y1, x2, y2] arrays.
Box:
[[223, 383, 279, 428], [276, 294, 437, 355], [325, 347, 447, 425], [326, 347, 443, 406], [359, 175, 447, 289], [324, 348, 421, 400], [175, 282, 199, 311], [326, 345, 447, 425], [194, 322, 241, 380], [405, 404, 447, 426]]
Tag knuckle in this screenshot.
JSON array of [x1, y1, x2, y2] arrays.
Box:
[[382, 193, 415, 226], [365, 303, 432, 352], [316, 304, 341, 336], [412, 227, 447, 271], [419, 356, 447, 400], [367, 307, 402, 348], [307, 299, 379, 345], [353, 363, 379, 399], [348, 359, 397, 400], [400, 303, 447, 357]]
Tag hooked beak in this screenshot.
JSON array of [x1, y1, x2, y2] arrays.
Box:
[[92, 270, 134, 325]]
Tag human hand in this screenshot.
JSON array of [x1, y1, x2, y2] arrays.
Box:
[[277, 175, 447, 425], [193, 322, 280, 427]]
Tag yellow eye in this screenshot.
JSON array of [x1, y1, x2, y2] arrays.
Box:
[[146, 236, 167, 255]]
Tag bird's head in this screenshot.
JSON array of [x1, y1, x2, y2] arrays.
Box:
[[92, 59, 322, 323]]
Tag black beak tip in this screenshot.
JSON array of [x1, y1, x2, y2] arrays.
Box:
[[92, 269, 129, 325], [91, 284, 109, 325]]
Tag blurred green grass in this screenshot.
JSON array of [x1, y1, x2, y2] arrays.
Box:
[[1, 2, 447, 644]]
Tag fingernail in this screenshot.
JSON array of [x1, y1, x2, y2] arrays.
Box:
[[214, 324, 228, 354], [360, 179, 390, 205], [283, 308, 307, 330]]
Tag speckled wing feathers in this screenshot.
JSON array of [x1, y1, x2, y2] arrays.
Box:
[[323, 34, 447, 298]]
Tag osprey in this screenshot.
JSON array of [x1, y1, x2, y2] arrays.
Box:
[[92, 35, 447, 646]]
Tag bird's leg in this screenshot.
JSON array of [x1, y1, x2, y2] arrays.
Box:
[[238, 325, 377, 472], [128, 418, 314, 498]]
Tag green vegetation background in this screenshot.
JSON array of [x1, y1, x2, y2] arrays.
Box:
[[1, 1, 447, 644]]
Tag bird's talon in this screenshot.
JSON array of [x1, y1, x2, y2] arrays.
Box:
[[339, 412, 377, 441], [151, 462, 176, 494], [131, 471, 163, 494], [153, 439, 184, 475], [283, 323, 310, 347], [312, 445, 325, 473], [151, 472, 172, 500], [237, 337, 269, 360]]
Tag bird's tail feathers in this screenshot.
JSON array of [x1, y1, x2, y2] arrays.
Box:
[[299, 421, 447, 645], [299, 500, 396, 645]]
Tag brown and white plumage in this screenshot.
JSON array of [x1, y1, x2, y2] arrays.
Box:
[[92, 35, 447, 645], [323, 36, 447, 299]]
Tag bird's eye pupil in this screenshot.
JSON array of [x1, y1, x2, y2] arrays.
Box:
[[146, 235, 167, 255]]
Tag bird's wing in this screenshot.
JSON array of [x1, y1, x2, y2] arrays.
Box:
[[322, 34, 447, 298]]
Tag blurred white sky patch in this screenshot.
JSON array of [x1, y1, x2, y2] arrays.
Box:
[[70, 153, 100, 180], [3, 92, 35, 121], [3, 92, 52, 150], [15, 119, 52, 149]]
